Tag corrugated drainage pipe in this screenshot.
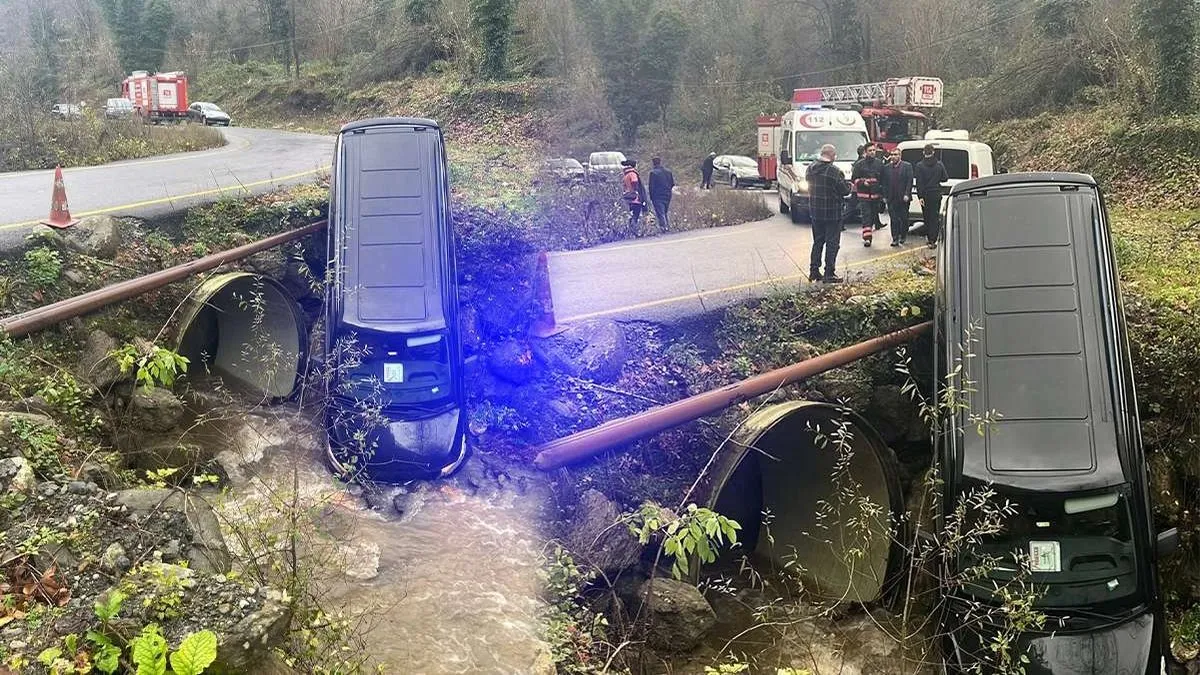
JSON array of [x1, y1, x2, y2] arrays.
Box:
[[702, 400, 904, 604], [175, 272, 308, 401]]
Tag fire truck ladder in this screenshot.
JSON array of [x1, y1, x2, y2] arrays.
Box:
[[817, 81, 889, 104]]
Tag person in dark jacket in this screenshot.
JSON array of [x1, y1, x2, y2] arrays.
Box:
[[914, 143, 949, 248], [851, 144, 885, 246], [805, 144, 851, 283], [700, 152, 716, 189], [842, 144, 867, 230], [880, 148, 914, 246], [621, 159, 648, 232], [648, 157, 675, 231]]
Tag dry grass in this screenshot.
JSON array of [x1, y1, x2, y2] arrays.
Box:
[[1, 116, 226, 172]]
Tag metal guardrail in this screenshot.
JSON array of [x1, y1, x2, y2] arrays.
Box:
[[0, 221, 327, 338]]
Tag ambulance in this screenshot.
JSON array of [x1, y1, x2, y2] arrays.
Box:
[[773, 109, 869, 224]]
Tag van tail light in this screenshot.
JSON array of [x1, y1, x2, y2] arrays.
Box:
[[971, 163, 979, 179]]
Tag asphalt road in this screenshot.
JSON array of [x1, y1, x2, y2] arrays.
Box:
[[549, 193, 927, 324], [0, 126, 333, 252]]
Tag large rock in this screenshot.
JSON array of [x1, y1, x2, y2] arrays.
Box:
[[633, 577, 716, 652], [211, 591, 292, 675], [214, 413, 319, 486], [62, 215, 123, 259], [128, 387, 185, 431], [533, 319, 628, 383], [77, 329, 126, 391], [0, 412, 60, 458], [564, 489, 643, 579], [115, 489, 231, 573], [488, 339, 538, 385], [0, 457, 36, 494]]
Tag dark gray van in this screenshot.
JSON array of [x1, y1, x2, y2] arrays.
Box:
[[935, 173, 1180, 673], [324, 118, 467, 482]]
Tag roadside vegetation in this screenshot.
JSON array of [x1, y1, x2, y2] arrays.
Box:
[[0, 115, 226, 173]]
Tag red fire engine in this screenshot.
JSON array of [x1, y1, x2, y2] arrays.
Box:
[[121, 71, 189, 123], [790, 76, 943, 151]]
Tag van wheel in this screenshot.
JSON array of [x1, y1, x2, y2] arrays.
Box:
[[779, 195, 790, 214]]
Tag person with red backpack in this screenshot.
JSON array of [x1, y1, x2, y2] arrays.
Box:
[[851, 144, 885, 247], [621, 159, 648, 232]]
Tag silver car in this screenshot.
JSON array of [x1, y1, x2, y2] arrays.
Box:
[[713, 154, 767, 189]]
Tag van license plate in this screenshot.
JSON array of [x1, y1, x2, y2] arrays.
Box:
[[1029, 541, 1061, 573], [383, 363, 405, 383]]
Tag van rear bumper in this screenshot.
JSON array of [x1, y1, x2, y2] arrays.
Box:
[[325, 404, 468, 482]]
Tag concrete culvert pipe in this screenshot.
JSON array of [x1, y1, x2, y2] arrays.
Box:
[[705, 401, 905, 604], [175, 272, 307, 401]]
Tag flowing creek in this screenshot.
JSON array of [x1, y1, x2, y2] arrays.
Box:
[[186, 404, 555, 674]]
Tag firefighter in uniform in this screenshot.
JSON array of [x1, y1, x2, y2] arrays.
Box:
[[851, 144, 885, 247]]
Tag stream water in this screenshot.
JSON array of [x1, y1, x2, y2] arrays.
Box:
[[191, 406, 554, 674]]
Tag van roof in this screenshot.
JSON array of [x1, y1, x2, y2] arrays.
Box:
[[339, 117, 440, 134], [950, 172, 1096, 195], [897, 139, 993, 153], [334, 121, 451, 334], [947, 176, 1126, 491]]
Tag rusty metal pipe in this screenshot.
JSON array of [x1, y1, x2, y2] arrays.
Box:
[[0, 221, 327, 338], [533, 320, 933, 470]]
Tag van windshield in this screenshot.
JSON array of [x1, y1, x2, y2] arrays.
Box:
[[959, 486, 1142, 612], [333, 331, 457, 412], [794, 131, 867, 162], [591, 152, 625, 166]]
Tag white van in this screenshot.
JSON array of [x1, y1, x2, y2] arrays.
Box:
[[775, 109, 869, 223], [898, 132, 996, 222]]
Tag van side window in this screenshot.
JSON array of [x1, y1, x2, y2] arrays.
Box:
[[781, 131, 792, 159]]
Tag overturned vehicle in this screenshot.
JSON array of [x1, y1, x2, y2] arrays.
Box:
[[934, 173, 1181, 674], [324, 118, 468, 482]]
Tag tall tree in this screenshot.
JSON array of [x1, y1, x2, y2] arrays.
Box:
[[1137, 0, 1196, 112], [26, 0, 62, 102], [139, 0, 173, 71], [470, 0, 518, 78], [95, 0, 172, 71]]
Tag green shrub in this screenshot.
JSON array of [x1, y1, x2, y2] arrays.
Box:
[[22, 246, 62, 290]]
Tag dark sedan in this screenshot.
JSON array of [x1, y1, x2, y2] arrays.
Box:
[[187, 102, 232, 126], [539, 158, 587, 184], [713, 154, 767, 189]]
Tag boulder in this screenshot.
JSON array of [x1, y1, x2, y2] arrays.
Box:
[[214, 413, 318, 486], [564, 489, 643, 579], [128, 387, 185, 431], [100, 542, 131, 576], [128, 439, 206, 471], [0, 457, 36, 494], [115, 489, 231, 574], [633, 577, 716, 652], [0, 412, 60, 458], [245, 249, 289, 280], [459, 304, 483, 354], [488, 339, 538, 385], [211, 591, 292, 675], [62, 215, 123, 259], [533, 319, 628, 383], [77, 329, 126, 391]]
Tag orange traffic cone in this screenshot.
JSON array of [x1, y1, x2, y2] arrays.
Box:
[[41, 166, 79, 229], [529, 251, 566, 338]]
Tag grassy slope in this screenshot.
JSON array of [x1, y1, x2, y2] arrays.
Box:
[[0, 117, 226, 172]]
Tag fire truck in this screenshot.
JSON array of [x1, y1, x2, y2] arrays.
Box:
[[121, 71, 189, 123], [757, 76, 943, 184]]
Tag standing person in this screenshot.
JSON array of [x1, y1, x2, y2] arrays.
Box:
[[913, 143, 950, 248], [621, 159, 648, 232], [880, 148, 914, 247], [806, 144, 851, 283], [648, 157, 675, 232], [842, 144, 867, 230], [700, 152, 716, 189], [851, 143, 885, 247]]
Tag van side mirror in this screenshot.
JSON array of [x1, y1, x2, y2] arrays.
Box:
[[779, 150, 792, 165], [997, 166, 1009, 174], [1157, 528, 1180, 557]]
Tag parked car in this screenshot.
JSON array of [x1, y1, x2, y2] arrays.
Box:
[[539, 158, 587, 184], [935, 172, 1181, 674], [50, 104, 82, 120], [587, 151, 627, 181], [187, 102, 231, 126], [713, 154, 767, 189], [104, 98, 135, 119], [899, 132, 996, 224]]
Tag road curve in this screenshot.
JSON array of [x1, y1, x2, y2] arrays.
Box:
[[549, 192, 928, 323], [0, 127, 334, 252]]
